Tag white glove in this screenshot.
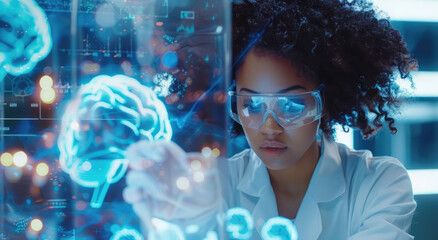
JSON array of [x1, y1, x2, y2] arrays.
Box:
[[123, 140, 222, 229]]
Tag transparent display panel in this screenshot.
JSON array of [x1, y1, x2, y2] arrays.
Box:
[[0, 0, 231, 239]]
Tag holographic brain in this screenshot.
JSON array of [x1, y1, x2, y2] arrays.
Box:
[[226, 207, 254, 240], [111, 228, 143, 240], [260, 217, 298, 240], [0, 0, 52, 81], [58, 75, 172, 208]]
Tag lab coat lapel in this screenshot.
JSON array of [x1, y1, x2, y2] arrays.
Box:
[[294, 193, 322, 240], [236, 133, 346, 240], [252, 186, 278, 237], [295, 133, 346, 240], [236, 150, 278, 236], [310, 133, 346, 202]]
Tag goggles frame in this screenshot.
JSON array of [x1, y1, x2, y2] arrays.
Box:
[[227, 85, 324, 129]]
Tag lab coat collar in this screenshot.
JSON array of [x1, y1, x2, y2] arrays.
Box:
[[308, 132, 346, 202], [294, 132, 346, 239], [236, 132, 346, 239], [236, 150, 271, 197], [236, 150, 278, 236], [236, 132, 345, 201]]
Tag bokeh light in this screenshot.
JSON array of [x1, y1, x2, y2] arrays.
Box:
[[211, 148, 220, 158], [81, 161, 92, 172], [95, 4, 116, 27], [75, 200, 87, 211], [190, 160, 202, 171], [193, 171, 205, 183], [42, 132, 55, 148], [201, 147, 212, 157], [40, 88, 56, 104], [39, 75, 53, 89], [70, 121, 79, 130], [30, 219, 43, 232], [161, 51, 178, 68], [36, 163, 49, 176], [13, 151, 28, 167], [80, 61, 101, 75], [176, 176, 190, 191], [1, 152, 13, 167]]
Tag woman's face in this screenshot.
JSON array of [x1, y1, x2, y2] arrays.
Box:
[[236, 50, 320, 170]]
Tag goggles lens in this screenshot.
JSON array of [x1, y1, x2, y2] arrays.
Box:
[[228, 90, 323, 129]]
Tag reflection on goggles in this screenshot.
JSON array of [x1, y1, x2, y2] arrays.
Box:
[[228, 90, 323, 129]]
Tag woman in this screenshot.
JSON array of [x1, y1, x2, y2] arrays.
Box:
[[124, 0, 417, 239]]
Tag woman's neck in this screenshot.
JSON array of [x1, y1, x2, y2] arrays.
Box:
[[268, 139, 321, 198], [268, 139, 321, 219]]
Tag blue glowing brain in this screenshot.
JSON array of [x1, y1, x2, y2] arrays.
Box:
[[111, 228, 143, 240], [226, 207, 254, 240], [0, 0, 52, 79], [260, 217, 298, 240], [58, 75, 172, 208]]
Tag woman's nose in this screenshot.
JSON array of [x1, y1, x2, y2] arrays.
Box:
[[259, 113, 283, 136]]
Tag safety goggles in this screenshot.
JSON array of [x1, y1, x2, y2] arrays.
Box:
[[228, 87, 323, 129]]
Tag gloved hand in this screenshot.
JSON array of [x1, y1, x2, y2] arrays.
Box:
[[123, 140, 222, 230]]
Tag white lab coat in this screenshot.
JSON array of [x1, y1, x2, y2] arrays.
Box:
[[220, 133, 416, 239]]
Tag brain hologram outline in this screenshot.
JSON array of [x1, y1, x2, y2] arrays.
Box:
[[58, 74, 172, 208], [0, 0, 52, 81]]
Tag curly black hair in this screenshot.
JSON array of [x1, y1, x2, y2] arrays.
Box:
[[231, 0, 417, 139]]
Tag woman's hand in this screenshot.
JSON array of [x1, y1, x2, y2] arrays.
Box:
[[123, 140, 222, 227]]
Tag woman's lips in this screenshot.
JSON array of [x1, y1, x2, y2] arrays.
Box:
[[260, 140, 287, 148], [260, 140, 288, 157], [260, 147, 288, 157]]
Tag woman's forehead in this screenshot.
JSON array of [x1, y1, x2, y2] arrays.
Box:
[[236, 51, 315, 93]]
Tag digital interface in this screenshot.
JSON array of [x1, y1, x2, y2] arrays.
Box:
[[1, 0, 233, 239], [2, 0, 431, 239]]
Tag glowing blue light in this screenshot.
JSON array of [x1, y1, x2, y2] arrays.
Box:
[[14, 217, 32, 233], [162, 51, 178, 68], [110, 228, 143, 240], [0, 0, 52, 82], [185, 224, 199, 234], [176, 23, 194, 34], [261, 217, 298, 240], [58, 75, 172, 208], [203, 231, 218, 240], [226, 207, 254, 240], [149, 218, 185, 240], [152, 72, 174, 97]]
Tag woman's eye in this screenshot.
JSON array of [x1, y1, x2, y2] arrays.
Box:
[[281, 101, 305, 114], [243, 103, 263, 113]]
